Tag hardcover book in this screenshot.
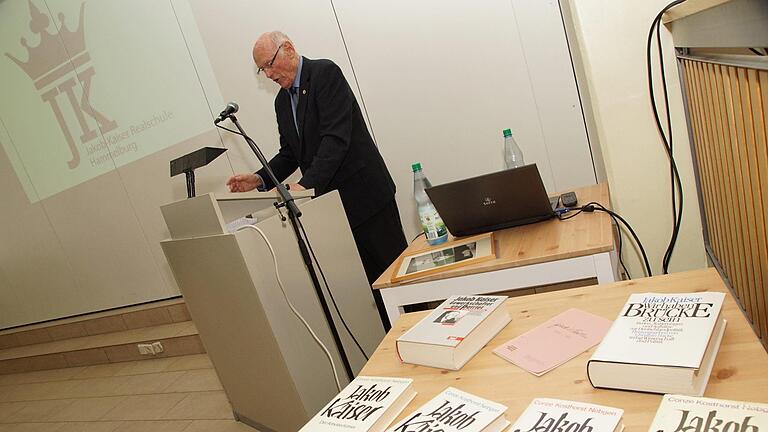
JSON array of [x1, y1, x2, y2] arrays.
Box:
[[648, 394, 768, 432], [396, 295, 511, 370], [300, 376, 416, 432], [509, 398, 624, 432], [587, 292, 726, 395], [385, 387, 509, 432], [493, 308, 612, 375]]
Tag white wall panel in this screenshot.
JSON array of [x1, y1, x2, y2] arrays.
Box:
[[41, 172, 168, 311], [0, 146, 81, 327], [511, 0, 596, 189], [332, 0, 595, 239]]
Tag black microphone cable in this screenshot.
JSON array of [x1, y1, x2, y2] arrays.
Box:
[[558, 203, 632, 278], [647, 0, 687, 274], [215, 124, 244, 136], [558, 202, 651, 278], [296, 217, 370, 360], [613, 209, 631, 280]]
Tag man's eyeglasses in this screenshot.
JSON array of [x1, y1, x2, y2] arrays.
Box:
[[257, 43, 284, 74]]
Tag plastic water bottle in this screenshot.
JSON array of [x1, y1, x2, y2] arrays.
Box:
[[503, 128, 525, 169], [412, 163, 448, 245]]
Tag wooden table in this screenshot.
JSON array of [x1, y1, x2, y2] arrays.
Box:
[[373, 183, 618, 323], [361, 268, 768, 431]]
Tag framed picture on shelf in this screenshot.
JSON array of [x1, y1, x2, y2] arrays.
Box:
[[391, 232, 495, 283]]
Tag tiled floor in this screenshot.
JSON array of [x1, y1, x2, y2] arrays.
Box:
[[0, 354, 254, 431]]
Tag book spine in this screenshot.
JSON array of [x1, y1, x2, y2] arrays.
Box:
[[586, 360, 596, 388]]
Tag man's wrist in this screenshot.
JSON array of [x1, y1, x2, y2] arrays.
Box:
[[254, 173, 266, 192]]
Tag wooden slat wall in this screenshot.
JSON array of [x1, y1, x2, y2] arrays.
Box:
[[681, 58, 768, 350]]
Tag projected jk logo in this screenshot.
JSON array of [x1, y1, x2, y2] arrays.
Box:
[[5, 0, 117, 170]]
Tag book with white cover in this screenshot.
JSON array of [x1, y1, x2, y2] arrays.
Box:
[[300, 376, 416, 432], [385, 387, 509, 432], [509, 398, 624, 432], [587, 292, 727, 395], [648, 394, 768, 432], [396, 295, 510, 370]]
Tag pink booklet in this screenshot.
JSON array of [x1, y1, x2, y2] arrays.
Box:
[[493, 308, 612, 376]]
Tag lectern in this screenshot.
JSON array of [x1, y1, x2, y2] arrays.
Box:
[[160, 190, 385, 431]]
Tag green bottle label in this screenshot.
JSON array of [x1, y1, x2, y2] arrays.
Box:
[[419, 208, 448, 240]]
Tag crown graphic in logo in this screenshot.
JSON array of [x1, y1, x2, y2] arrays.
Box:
[[5, 0, 86, 83]]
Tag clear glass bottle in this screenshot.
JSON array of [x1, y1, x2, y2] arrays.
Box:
[[412, 162, 448, 245], [503, 128, 525, 169]]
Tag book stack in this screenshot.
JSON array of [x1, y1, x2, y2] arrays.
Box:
[[300, 376, 416, 432], [587, 292, 726, 395], [396, 295, 510, 370], [648, 395, 768, 432], [386, 387, 510, 432], [509, 399, 624, 432], [301, 380, 510, 432]]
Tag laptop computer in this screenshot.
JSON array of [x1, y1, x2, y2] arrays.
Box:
[[425, 164, 555, 237]]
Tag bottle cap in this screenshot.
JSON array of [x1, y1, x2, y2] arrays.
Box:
[[411, 162, 422, 172], [503, 129, 512, 137]]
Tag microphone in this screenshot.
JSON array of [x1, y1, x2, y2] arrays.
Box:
[[214, 102, 239, 124]]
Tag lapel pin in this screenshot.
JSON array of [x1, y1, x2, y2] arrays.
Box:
[[302, 89, 306, 95]]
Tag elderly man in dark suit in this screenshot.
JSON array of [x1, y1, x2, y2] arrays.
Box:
[[226, 31, 407, 329]]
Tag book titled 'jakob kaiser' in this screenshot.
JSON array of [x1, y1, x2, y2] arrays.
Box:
[[396, 295, 510, 370], [509, 398, 624, 432], [386, 387, 510, 432], [648, 394, 768, 432], [587, 292, 726, 396], [300, 376, 416, 432]]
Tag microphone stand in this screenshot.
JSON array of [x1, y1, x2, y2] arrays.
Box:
[[223, 114, 355, 382]]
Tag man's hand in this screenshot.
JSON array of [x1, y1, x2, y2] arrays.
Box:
[[226, 173, 262, 192], [269, 183, 306, 192]]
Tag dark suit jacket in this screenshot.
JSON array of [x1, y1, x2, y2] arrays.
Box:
[[256, 57, 396, 228]]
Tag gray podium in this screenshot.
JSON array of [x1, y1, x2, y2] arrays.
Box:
[[160, 190, 385, 431]]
